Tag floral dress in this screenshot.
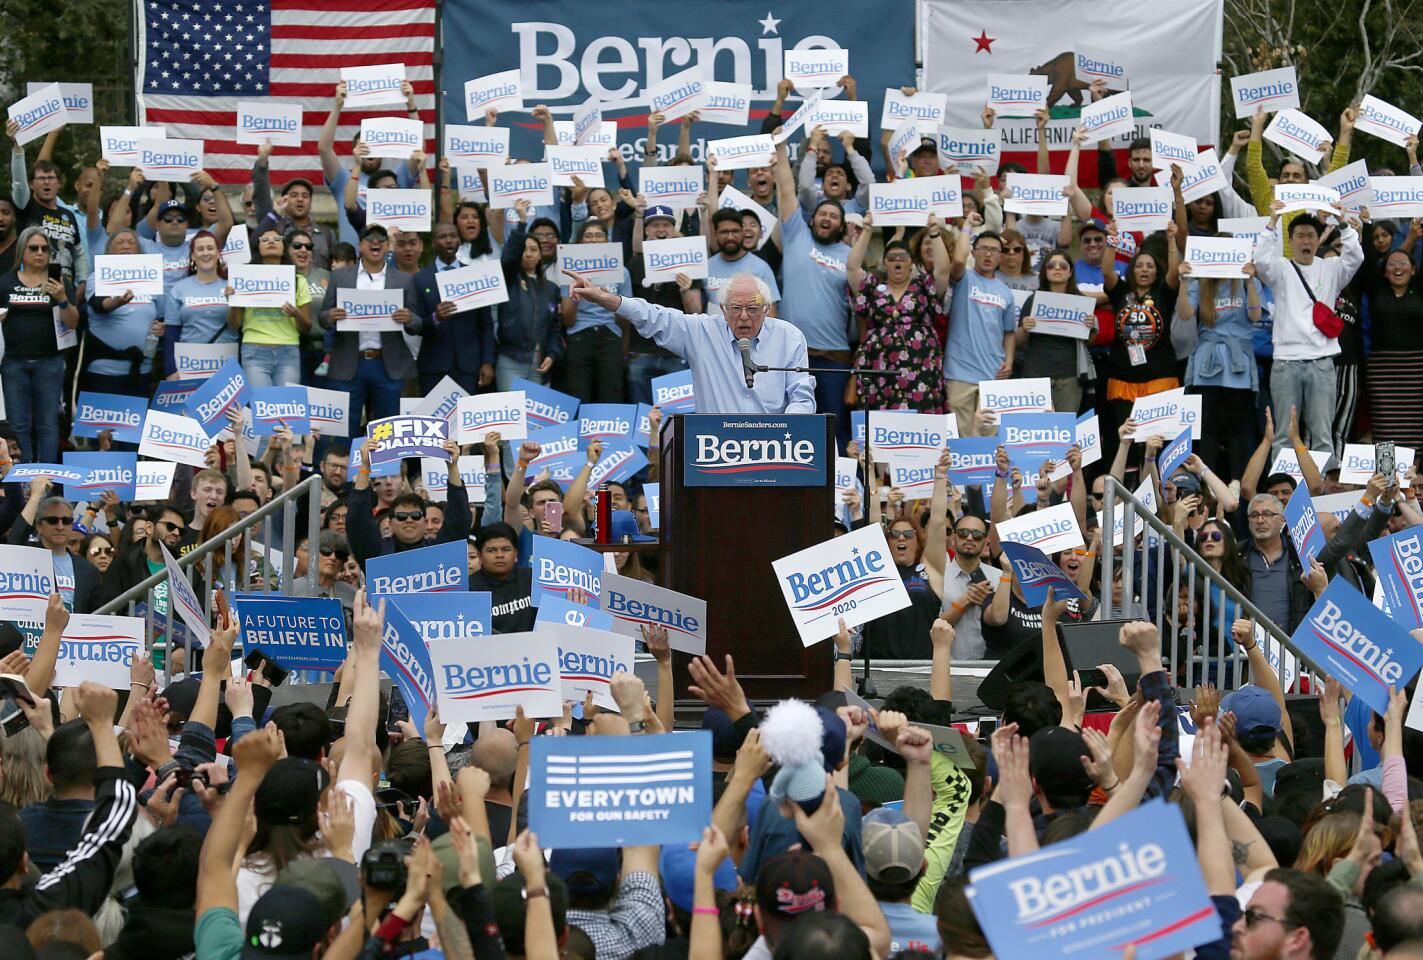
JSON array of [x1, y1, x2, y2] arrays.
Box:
[[851, 271, 945, 412]]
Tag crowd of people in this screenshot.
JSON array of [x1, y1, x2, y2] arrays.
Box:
[[1, 39, 1423, 960]]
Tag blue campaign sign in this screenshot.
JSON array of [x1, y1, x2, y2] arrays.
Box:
[[1285, 485, 1325, 567], [5, 463, 87, 485], [380, 602, 437, 732], [969, 799, 1217, 960], [1291, 577, 1423, 715], [579, 403, 638, 442], [74, 392, 147, 444], [233, 594, 347, 670], [367, 541, 468, 596], [634, 403, 656, 449], [184, 359, 250, 438], [948, 438, 999, 487], [347, 438, 401, 480], [528, 732, 712, 849], [651, 370, 695, 415], [645, 482, 661, 528], [390, 592, 493, 643], [527, 423, 585, 486], [998, 413, 1075, 462], [368, 415, 449, 465], [1369, 527, 1423, 629], [152, 379, 199, 413], [531, 536, 604, 607], [514, 378, 579, 430], [589, 439, 650, 487], [1157, 426, 1193, 482], [61, 452, 138, 500], [850, 410, 866, 446], [683, 414, 827, 487], [441, 0, 914, 172], [536, 594, 616, 631], [999, 542, 1088, 608], [248, 386, 311, 436]]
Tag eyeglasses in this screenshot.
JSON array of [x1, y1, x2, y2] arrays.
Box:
[[1247, 511, 1282, 521], [1004, 245, 1025, 253], [39, 515, 73, 526], [1200, 530, 1224, 542], [955, 528, 987, 541], [89, 545, 114, 556], [392, 510, 425, 522], [1242, 908, 1300, 931], [258, 234, 283, 243], [725, 304, 765, 317], [289, 241, 314, 250], [25, 244, 49, 252], [975, 247, 1002, 255], [887, 530, 917, 541]]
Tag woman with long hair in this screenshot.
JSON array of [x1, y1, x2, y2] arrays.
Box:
[[235, 759, 329, 921], [862, 451, 951, 660], [287, 227, 329, 381], [496, 203, 563, 390], [1018, 249, 1093, 415], [844, 212, 951, 413], [1102, 220, 1182, 446], [81, 533, 115, 574], [1178, 261, 1262, 480], [226, 224, 310, 388], [0, 226, 80, 461], [996, 227, 1039, 292], [1364, 229, 1423, 449], [163, 230, 234, 377]]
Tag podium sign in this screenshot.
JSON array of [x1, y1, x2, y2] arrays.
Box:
[[681, 414, 828, 487]]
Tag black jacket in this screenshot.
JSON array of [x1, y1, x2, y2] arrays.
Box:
[[414, 261, 497, 377], [5, 517, 100, 613], [346, 482, 472, 566], [0, 767, 137, 928]]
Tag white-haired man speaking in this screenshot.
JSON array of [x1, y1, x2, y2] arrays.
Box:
[[563, 270, 816, 415]]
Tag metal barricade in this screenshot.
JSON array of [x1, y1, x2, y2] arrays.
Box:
[[96, 473, 324, 683]]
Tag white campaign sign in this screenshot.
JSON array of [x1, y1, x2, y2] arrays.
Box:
[[1230, 66, 1300, 119], [443, 125, 509, 167], [453, 392, 528, 444], [546, 145, 606, 188], [0, 545, 55, 620], [464, 69, 523, 116], [1028, 290, 1095, 339], [221, 223, 249, 267], [868, 180, 932, 227], [365, 188, 432, 233], [428, 631, 563, 723], [978, 377, 1053, 415], [996, 501, 1086, 554], [1003, 173, 1068, 216], [139, 409, 213, 468], [53, 615, 144, 689], [805, 100, 870, 138], [1098, 477, 1158, 547], [556, 242, 625, 288], [935, 128, 1000, 176], [881, 89, 947, 130], [1274, 183, 1341, 214], [706, 135, 775, 172], [1338, 443, 1413, 484], [700, 81, 752, 126], [1356, 94, 1423, 148], [889, 461, 937, 499], [1129, 387, 1184, 438], [135, 460, 177, 501], [1267, 447, 1332, 483], [487, 163, 554, 209], [160, 542, 211, 647], [868, 410, 956, 464], [1184, 236, 1253, 279], [772, 524, 911, 647], [336, 288, 403, 333], [230, 264, 296, 308], [1263, 109, 1331, 165], [603, 573, 708, 657], [176, 341, 235, 382], [1149, 128, 1200, 171], [7, 84, 69, 146], [305, 386, 351, 438], [135, 138, 204, 182], [341, 63, 406, 108], [93, 255, 165, 299], [1157, 147, 1228, 204], [643, 237, 708, 283], [785, 48, 850, 94], [638, 165, 704, 210], [717, 185, 777, 249], [100, 125, 165, 166], [421, 456, 488, 502], [917, 175, 963, 220], [1111, 186, 1173, 233], [237, 101, 302, 147], [1317, 160, 1374, 211], [644, 66, 709, 121], [1079, 91, 1134, 142], [985, 73, 1047, 117], [25, 82, 93, 125], [413, 376, 469, 422], [536, 621, 635, 710], [437, 260, 510, 313], [1369, 177, 1423, 219]]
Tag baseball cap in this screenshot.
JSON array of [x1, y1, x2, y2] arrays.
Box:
[[660, 843, 741, 912], [644, 205, 676, 223], [281, 177, 315, 196], [360, 223, 389, 241], [1080, 217, 1108, 235], [429, 830, 498, 894], [1221, 685, 1282, 739], [1027, 726, 1094, 800], [1171, 473, 1201, 494], [910, 137, 938, 156], [610, 509, 655, 543], [549, 847, 620, 897], [157, 199, 190, 220], [242, 885, 330, 959], [817, 707, 847, 773], [862, 808, 924, 884], [756, 850, 836, 924], [254, 757, 329, 824]]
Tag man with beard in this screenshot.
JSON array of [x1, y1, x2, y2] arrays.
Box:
[[773, 135, 854, 444], [318, 80, 421, 245], [705, 209, 780, 314], [252, 144, 333, 269], [938, 514, 1002, 660], [797, 127, 871, 216], [96, 502, 190, 606]]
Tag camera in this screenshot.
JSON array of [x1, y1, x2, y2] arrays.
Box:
[[362, 839, 411, 892]]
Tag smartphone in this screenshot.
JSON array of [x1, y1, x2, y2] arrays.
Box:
[[544, 501, 564, 534], [1377, 441, 1396, 478], [977, 717, 998, 738], [243, 650, 288, 687], [46, 264, 61, 283], [1077, 667, 1108, 691]]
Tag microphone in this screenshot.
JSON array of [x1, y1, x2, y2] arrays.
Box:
[[737, 338, 756, 389]]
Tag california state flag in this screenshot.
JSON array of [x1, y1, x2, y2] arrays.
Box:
[[921, 0, 1221, 181]]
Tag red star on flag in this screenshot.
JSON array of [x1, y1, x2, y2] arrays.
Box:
[[972, 30, 995, 53]]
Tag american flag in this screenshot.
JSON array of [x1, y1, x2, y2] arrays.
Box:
[[136, 0, 436, 186]]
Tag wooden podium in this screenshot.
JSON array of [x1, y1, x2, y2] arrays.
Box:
[[659, 414, 834, 702]]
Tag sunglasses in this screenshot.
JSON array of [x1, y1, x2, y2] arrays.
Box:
[[39, 515, 74, 526], [392, 510, 425, 522], [289, 241, 314, 250], [1200, 530, 1224, 542], [319, 546, 351, 561], [161, 214, 187, 223], [1081, 236, 1106, 244], [1241, 908, 1299, 931], [887, 529, 917, 541], [25, 244, 49, 252], [89, 545, 114, 556], [156, 520, 183, 532], [1004, 245, 1025, 253], [955, 528, 987, 541]]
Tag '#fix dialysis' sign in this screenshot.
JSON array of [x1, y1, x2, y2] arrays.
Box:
[[1292, 577, 1423, 715], [1369, 528, 1423, 629], [73, 392, 146, 444], [603, 573, 708, 656], [773, 524, 911, 646], [683, 414, 827, 487], [969, 800, 1218, 960], [368, 415, 448, 465], [430, 629, 562, 723], [529, 732, 712, 849], [367, 541, 467, 597]]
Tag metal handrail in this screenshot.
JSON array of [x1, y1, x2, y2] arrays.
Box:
[[96, 472, 323, 616], [1101, 475, 1325, 686]]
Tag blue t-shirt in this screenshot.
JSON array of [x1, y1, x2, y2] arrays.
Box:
[[167, 275, 238, 347], [944, 269, 1018, 382], [706, 252, 781, 313], [138, 235, 195, 293], [89, 296, 159, 376], [52, 551, 76, 611], [1185, 279, 1257, 390], [881, 901, 942, 955], [780, 212, 851, 351], [566, 267, 631, 336]]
